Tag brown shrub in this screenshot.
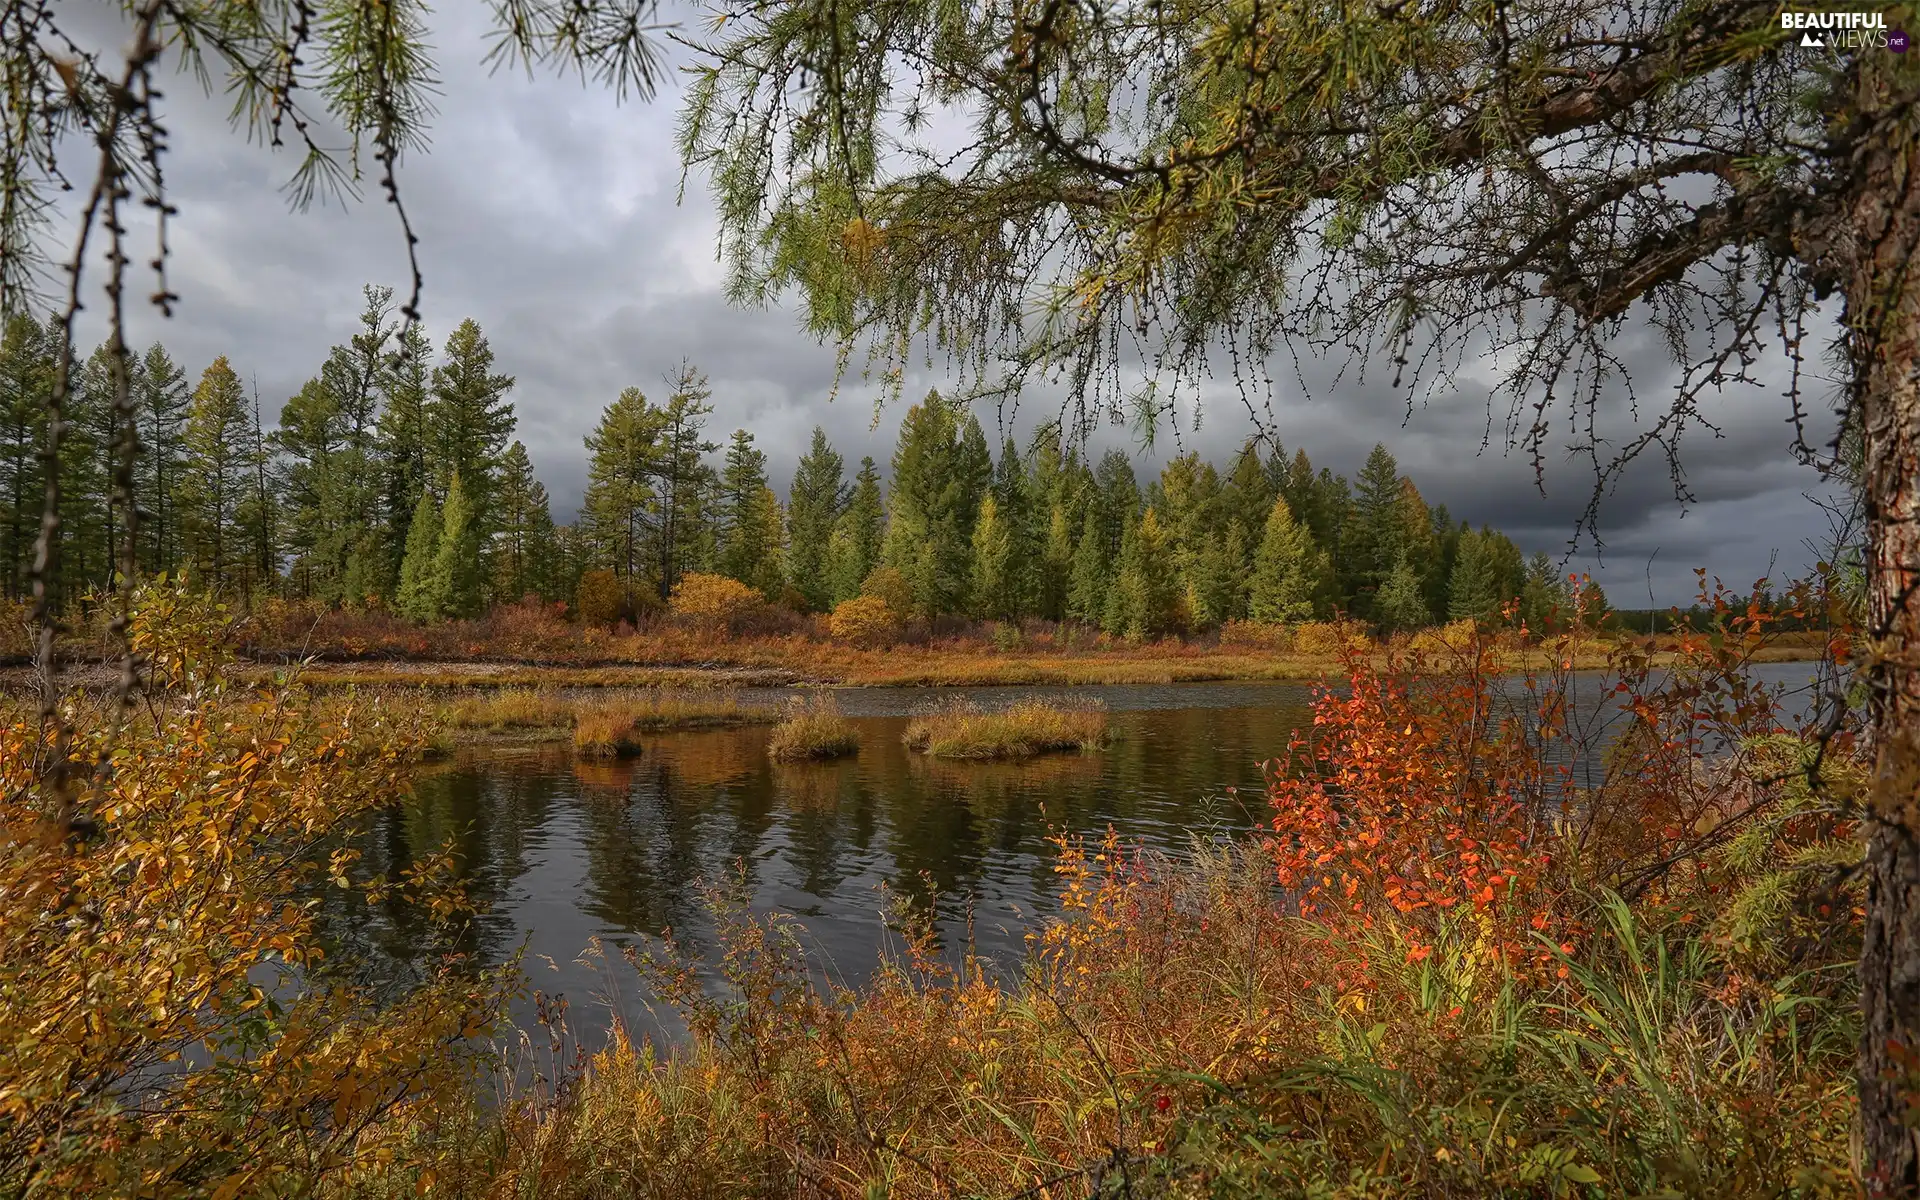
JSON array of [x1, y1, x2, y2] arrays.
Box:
[[573, 569, 628, 628]]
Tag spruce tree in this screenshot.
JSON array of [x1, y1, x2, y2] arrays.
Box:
[[988, 435, 1035, 618], [1067, 508, 1108, 626], [277, 376, 346, 601], [1248, 497, 1319, 624], [1341, 443, 1405, 616], [62, 344, 113, 597], [881, 396, 969, 619], [432, 473, 482, 619], [379, 321, 434, 589], [395, 490, 442, 623], [1447, 528, 1499, 621], [1091, 449, 1139, 557], [786, 426, 847, 612], [1374, 555, 1432, 634], [180, 356, 253, 592], [827, 456, 884, 604], [582, 387, 663, 589], [1039, 503, 1074, 622], [429, 317, 516, 526], [1105, 508, 1178, 640], [319, 285, 399, 601], [237, 380, 280, 604], [716, 429, 783, 598], [969, 492, 1017, 620]]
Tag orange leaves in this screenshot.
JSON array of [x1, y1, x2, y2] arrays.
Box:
[[1265, 633, 1563, 969]]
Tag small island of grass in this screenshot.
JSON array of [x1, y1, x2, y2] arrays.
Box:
[[902, 699, 1112, 760], [766, 700, 861, 761]]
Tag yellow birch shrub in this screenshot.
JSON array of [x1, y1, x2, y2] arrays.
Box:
[[827, 594, 899, 646], [669, 572, 764, 633], [0, 581, 506, 1197]]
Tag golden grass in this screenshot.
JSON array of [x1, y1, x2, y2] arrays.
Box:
[[902, 698, 1112, 760], [426, 687, 777, 748], [572, 705, 644, 759], [765, 699, 860, 762]]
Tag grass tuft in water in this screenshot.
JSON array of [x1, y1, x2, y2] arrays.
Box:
[[766, 697, 860, 762], [902, 698, 1111, 759]]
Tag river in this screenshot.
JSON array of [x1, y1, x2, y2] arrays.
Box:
[[326, 662, 1834, 1042]]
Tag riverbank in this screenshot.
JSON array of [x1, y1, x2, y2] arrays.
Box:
[[228, 634, 1820, 689]]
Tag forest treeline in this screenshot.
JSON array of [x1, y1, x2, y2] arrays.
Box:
[[0, 285, 1582, 637]]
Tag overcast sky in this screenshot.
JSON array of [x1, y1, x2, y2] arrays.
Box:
[[55, 5, 1849, 607]]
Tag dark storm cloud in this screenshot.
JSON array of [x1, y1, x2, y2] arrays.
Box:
[[56, 5, 1844, 605]]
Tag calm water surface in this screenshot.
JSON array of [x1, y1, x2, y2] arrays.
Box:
[[335, 665, 1830, 1039]]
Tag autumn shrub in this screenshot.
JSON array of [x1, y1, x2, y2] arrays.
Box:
[[902, 698, 1111, 759], [1291, 619, 1344, 655], [0, 580, 505, 1198], [858, 566, 914, 621], [827, 593, 898, 646], [572, 568, 627, 628], [669, 571, 764, 633], [766, 696, 860, 761]]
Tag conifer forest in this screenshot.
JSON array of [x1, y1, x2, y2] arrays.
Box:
[[1, 286, 1577, 641]]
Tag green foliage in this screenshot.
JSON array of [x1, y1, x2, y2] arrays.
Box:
[[395, 489, 442, 623], [785, 427, 847, 612], [431, 473, 483, 619], [716, 429, 784, 598], [1248, 497, 1319, 624], [826, 455, 885, 605], [1373, 554, 1433, 633]]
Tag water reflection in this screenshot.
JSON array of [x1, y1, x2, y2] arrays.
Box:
[[335, 684, 1310, 1038]]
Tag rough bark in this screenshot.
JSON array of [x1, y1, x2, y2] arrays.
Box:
[[1853, 47, 1920, 1197]]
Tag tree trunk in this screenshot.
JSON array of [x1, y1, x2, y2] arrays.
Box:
[[1853, 44, 1920, 1197]]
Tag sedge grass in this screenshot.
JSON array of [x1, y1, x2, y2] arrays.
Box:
[[901, 698, 1111, 759], [766, 698, 860, 761]]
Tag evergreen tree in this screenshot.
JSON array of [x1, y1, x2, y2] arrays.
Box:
[[969, 492, 1018, 620], [1067, 508, 1108, 626], [395, 490, 442, 622], [827, 455, 884, 604], [988, 435, 1035, 618], [319, 285, 399, 601], [1091, 449, 1139, 556], [1341, 443, 1405, 616], [651, 365, 718, 600], [236, 379, 279, 604], [61, 345, 113, 597], [1446, 528, 1499, 621], [0, 315, 50, 596], [431, 473, 482, 618], [1104, 508, 1178, 640], [1374, 555, 1431, 633], [137, 343, 189, 579], [716, 429, 783, 597], [1248, 497, 1319, 623], [378, 321, 434, 590], [277, 376, 347, 600], [881, 396, 970, 619], [180, 357, 252, 592], [429, 317, 516, 523], [1039, 503, 1075, 621], [492, 441, 555, 602], [1519, 552, 1571, 634], [582, 387, 663, 588], [954, 413, 993, 536], [786, 426, 847, 612]]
